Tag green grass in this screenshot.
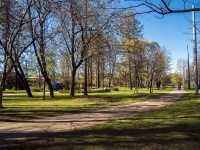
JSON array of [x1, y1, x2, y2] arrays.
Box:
[[3, 89, 200, 149], [0, 87, 172, 121]]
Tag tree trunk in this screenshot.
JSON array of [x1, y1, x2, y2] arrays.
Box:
[[84, 58, 88, 96], [0, 86, 3, 108], [90, 57, 93, 88], [16, 63, 33, 97], [129, 55, 132, 90], [0, 68, 7, 108], [135, 76, 138, 94], [96, 58, 100, 88], [108, 79, 111, 88], [149, 79, 153, 94], [43, 80, 46, 100], [14, 66, 18, 90], [100, 56, 105, 88], [70, 69, 76, 97], [42, 72, 54, 98], [192, 6, 198, 95]]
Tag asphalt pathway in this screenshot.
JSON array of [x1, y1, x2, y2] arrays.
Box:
[[0, 88, 186, 146]]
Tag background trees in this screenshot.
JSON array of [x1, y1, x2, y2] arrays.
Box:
[[120, 11, 143, 91], [0, 0, 180, 108]]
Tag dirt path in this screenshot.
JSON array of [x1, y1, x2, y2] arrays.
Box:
[[0, 88, 186, 146]]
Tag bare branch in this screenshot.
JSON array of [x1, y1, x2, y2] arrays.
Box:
[[109, 0, 200, 15]]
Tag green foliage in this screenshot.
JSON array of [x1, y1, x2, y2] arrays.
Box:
[[5, 72, 24, 90], [171, 72, 182, 87]]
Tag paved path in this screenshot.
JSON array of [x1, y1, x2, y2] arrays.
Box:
[[0, 88, 186, 146]]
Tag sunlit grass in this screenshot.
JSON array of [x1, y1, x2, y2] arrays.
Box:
[[0, 87, 172, 121]]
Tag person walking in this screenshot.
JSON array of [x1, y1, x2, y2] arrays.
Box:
[[178, 83, 181, 90]]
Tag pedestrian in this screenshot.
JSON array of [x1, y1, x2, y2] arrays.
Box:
[[178, 83, 181, 90]]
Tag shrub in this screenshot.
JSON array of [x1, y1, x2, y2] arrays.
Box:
[[113, 87, 119, 91], [104, 88, 111, 92], [59, 90, 69, 93], [59, 88, 111, 93], [32, 88, 41, 92], [88, 88, 110, 93]]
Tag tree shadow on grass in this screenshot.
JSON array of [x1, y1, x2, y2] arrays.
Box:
[[2, 116, 200, 150]]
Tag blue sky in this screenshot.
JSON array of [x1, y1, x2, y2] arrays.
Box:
[[140, 12, 197, 72], [122, 0, 200, 72]]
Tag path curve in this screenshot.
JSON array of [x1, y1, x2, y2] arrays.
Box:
[[0, 88, 186, 146]]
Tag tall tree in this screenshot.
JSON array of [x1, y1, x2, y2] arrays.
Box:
[[28, 0, 56, 98], [120, 11, 143, 90], [176, 58, 187, 87], [0, 0, 36, 108], [145, 42, 165, 93], [57, 0, 113, 96]]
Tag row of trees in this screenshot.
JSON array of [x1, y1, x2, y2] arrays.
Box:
[[0, 0, 199, 108]]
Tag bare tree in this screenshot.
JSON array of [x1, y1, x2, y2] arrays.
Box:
[[28, 0, 56, 98], [0, 0, 36, 108], [176, 58, 187, 87], [145, 42, 166, 93], [120, 11, 143, 90], [56, 0, 114, 96], [106, 37, 119, 87], [121, 0, 200, 15]]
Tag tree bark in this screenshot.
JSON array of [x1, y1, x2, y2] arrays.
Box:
[[84, 57, 88, 96], [14, 66, 18, 90], [0, 86, 3, 108], [15, 62, 33, 97], [70, 69, 76, 97], [0, 65, 7, 108], [97, 57, 100, 88], [42, 72, 54, 98], [129, 54, 132, 90]]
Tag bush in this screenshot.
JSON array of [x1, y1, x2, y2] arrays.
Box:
[[88, 88, 110, 93], [113, 87, 119, 91], [104, 88, 111, 92], [59, 88, 111, 93], [32, 88, 41, 92], [59, 90, 69, 93]]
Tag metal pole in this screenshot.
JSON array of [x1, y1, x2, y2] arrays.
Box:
[[192, 5, 198, 95]]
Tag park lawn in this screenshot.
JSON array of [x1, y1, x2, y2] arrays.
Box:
[[0, 87, 173, 121], [6, 89, 200, 150]]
